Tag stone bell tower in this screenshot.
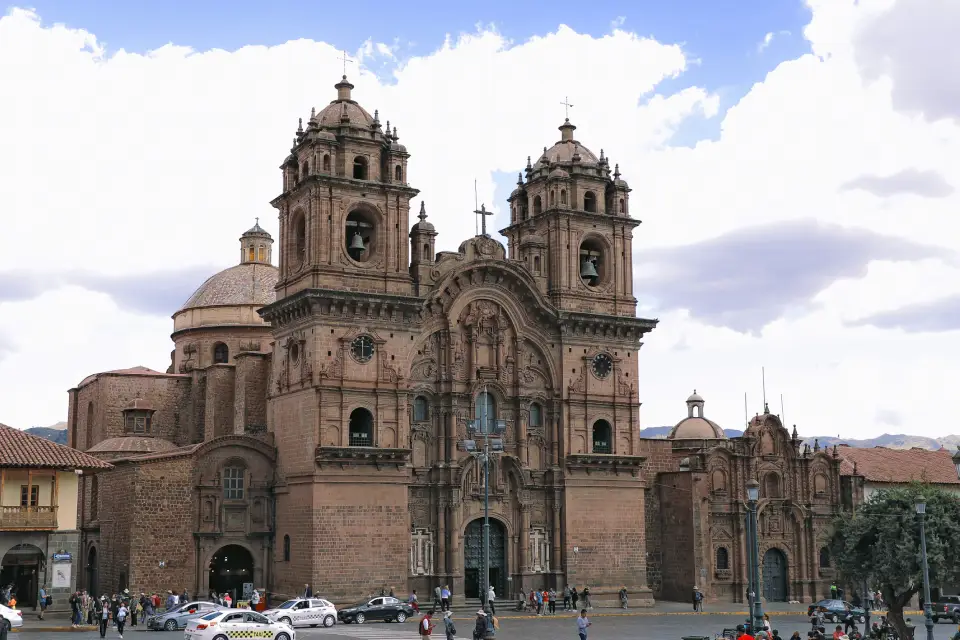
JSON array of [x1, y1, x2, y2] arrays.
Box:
[[272, 75, 420, 299], [502, 117, 636, 317]]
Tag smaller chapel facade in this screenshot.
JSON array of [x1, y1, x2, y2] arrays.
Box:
[[637, 393, 844, 604]]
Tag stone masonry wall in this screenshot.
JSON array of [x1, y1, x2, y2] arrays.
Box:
[[95, 464, 135, 595], [204, 365, 236, 439], [658, 471, 695, 601], [234, 353, 268, 433], [309, 479, 409, 601], [273, 482, 315, 600], [635, 439, 682, 599]]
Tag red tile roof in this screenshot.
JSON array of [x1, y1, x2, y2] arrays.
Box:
[[838, 445, 960, 485], [0, 424, 112, 470]]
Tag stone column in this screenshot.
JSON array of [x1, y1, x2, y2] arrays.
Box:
[[437, 497, 448, 578], [450, 491, 464, 600], [520, 505, 530, 576], [552, 500, 562, 578]]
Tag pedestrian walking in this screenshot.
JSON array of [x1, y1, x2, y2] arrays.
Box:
[[577, 609, 591, 640], [409, 589, 420, 613], [571, 586, 579, 611], [486, 586, 496, 615], [96, 597, 109, 638], [434, 585, 443, 610], [303, 584, 313, 598], [38, 585, 47, 620], [618, 586, 628, 610], [441, 585, 451, 612], [420, 609, 435, 640], [582, 586, 591, 610], [116, 602, 128, 638], [693, 586, 704, 612], [443, 610, 457, 640]]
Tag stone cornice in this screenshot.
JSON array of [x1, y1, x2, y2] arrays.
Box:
[[499, 207, 641, 235], [557, 310, 658, 341], [565, 453, 647, 476], [315, 446, 411, 470], [259, 288, 424, 329], [271, 176, 419, 208]]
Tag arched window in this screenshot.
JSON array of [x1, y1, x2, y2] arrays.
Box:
[[414, 396, 429, 422], [302, 161, 309, 179], [560, 190, 567, 205], [422, 244, 431, 261], [257, 245, 265, 261], [85, 401, 95, 449], [818, 547, 831, 568], [475, 392, 496, 433], [814, 473, 828, 496], [716, 546, 729, 570], [353, 156, 368, 180], [619, 198, 625, 213], [530, 403, 542, 428], [223, 466, 244, 500], [349, 408, 374, 446], [213, 342, 229, 364], [322, 154, 330, 172], [395, 165, 403, 182], [583, 191, 597, 213], [533, 255, 541, 275], [293, 213, 306, 266], [345, 209, 377, 263], [533, 196, 542, 215], [248, 246, 256, 261], [549, 191, 555, 206], [283, 535, 291, 562], [592, 419, 612, 454]]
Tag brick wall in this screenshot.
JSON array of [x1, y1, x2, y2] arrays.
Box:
[[635, 438, 681, 599], [658, 471, 695, 601], [273, 482, 315, 599], [95, 464, 135, 594]]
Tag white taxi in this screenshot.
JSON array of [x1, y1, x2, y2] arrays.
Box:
[[184, 610, 295, 640], [261, 598, 337, 628]]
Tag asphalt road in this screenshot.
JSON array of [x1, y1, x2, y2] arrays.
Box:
[[14, 614, 960, 640]]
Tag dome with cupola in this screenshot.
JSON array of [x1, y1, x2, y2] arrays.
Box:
[[667, 391, 727, 440]]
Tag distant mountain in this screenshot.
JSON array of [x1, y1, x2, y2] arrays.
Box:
[[637, 425, 958, 452], [24, 422, 67, 444]]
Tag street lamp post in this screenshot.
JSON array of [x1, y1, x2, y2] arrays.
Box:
[[746, 479, 764, 633], [916, 502, 934, 640], [460, 387, 505, 640]]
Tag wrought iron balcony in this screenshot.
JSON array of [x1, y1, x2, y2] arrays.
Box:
[[0, 505, 58, 530]]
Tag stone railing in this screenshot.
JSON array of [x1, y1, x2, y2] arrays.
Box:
[[0, 505, 58, 529]]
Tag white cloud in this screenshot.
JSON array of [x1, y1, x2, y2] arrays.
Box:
[[1, 1, 959, 439], [757, 30, 791, 53]]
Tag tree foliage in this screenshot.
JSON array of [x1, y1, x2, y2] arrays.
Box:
[[830, 484, 960, 635]]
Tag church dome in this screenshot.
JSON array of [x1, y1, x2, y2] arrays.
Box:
[[86, 436, 177, 458], [315, 76, 376, 129], [543, 119, 600, 165], [410, 201, 435, 233], [667, 390, 727, 440], [178, 262, 278, 312]]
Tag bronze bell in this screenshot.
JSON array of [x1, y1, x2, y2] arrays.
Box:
[[580, 257, 598, 280], [349, 232, 365, 252]]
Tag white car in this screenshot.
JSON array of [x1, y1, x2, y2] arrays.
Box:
[[184, 610, 295, 640], [0, 603, 23, 631], [262, 598, 337, 628]]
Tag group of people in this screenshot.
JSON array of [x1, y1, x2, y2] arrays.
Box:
[[417, 606, 504, 640], [515, 585, 594, 613]]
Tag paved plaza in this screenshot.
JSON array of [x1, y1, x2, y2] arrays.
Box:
[[13, 611, 960, 640]]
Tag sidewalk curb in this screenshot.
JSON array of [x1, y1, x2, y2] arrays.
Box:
[[435, 609, 921, 621]]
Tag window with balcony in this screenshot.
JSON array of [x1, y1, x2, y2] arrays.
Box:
[[20, 485, 38, 507], [223, 467, 245, 500]]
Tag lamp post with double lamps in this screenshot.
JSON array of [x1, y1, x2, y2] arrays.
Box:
[[916, 501, 934, 640], [459, 387, 505, 639], [746, 479, 765, 633]]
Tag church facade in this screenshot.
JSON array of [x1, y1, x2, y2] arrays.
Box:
[[68, 75, 660, 605]]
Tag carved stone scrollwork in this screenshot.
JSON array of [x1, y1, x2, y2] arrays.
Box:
[[568, 366, 587, 393], [319, 347, 344, 380]]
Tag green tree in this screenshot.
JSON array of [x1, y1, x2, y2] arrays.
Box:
[[830, 484, 960, 638]]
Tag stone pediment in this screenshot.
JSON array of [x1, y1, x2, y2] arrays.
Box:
[[457, 235, 507, 261]]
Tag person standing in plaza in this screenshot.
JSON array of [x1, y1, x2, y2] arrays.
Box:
[[582, 586, 591, 610], [409, 589, 420, 613], [115, 601, 128, 638], [571, 586, 579, 611], [486, 585, 496, 615], [420, 609, 435, 640], [303, 584, 312, 598], [96, 596, 109, 638], [443, 610, 456, 640], [441, 585, 451, 612], [37, 585, 47, 620], [563, 585, 571, 611], [577, 609, 591, 640], [434, 585, 442, 610], [549, 588, 557, 614], [618, 586, 628, 610]]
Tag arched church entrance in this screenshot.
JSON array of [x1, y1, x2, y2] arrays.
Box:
[[86, 546, 99, 597], [0, 544, 44, 608], [762, 548, 788, 602], [208, 545, 254, 603], [464, 518, 507, 602]]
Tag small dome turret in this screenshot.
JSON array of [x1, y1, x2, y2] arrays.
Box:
[[240, 218, 274, 265], [668, 390, 727, 440]]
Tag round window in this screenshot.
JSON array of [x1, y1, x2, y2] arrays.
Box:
[[290, 342, 300, 365], [351, 335, 375, 363]]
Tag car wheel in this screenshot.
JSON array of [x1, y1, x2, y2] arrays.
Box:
[[356, 613, 366, 624], [1, 620, 10, 633], [213, 635, 229, 640], [164, 619, 178, 631], [396, 612, 407, 623], [279, 616, 292, 627], [276, 634, 291, 640], [323, 615, 335, 627]]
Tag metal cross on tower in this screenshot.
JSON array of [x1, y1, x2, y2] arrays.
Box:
[[560, 96, 574, 119], [338, 50, 354, 76], [474, 204, 493, 237]]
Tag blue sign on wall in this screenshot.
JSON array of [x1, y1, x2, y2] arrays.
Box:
[[52, 553, 72, 562]]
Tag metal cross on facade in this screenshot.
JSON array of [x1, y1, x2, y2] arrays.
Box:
[[560, 96, 574, 119], [474, 204, 494, 237], [338, 50, 354, 76]]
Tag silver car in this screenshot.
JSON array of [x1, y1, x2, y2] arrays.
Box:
[[146, 601, 225, 631]]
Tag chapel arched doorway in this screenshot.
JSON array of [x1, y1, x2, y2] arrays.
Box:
[[762, 548, 788, 602], [0, 544, 44, 608], [464, 518, 507, 601], [208, 545, 254, 603], [86, 546, 99, 597]]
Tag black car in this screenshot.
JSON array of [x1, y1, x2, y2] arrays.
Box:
[[932, 595, 960, 623], [808, 599, 867, 624], [337, 596, 414, 624]]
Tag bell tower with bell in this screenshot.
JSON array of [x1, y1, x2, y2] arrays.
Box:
[[271, 73, 419, 298], [502, 106, 636, 317]]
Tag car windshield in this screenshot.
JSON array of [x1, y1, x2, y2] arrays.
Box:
[[200, 611, 222, 621], [277, 601, 298, 610]]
